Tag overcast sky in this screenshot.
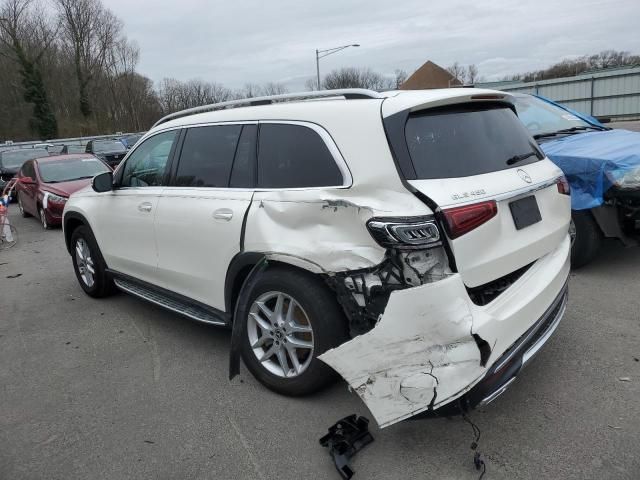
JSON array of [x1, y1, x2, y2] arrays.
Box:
[[103, 0, 640, 90]]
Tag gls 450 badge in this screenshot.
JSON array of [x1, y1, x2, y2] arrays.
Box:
[[451, 189, 486, 201]]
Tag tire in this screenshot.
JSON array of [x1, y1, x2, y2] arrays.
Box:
[[39, 207, 49, 230], [70, 225, 116, 298], [17, 193, 30, 218], [240, 266, 349, 396], [570, 210, 603, 268]]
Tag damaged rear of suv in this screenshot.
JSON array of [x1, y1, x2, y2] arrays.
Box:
[[63, 88, 571, 429]]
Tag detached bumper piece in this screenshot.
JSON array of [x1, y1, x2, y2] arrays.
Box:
[[319, 415, 374, 479]]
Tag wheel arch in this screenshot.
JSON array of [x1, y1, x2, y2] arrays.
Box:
[[224, 251, 326, 315], [63, 211, 91, 254]]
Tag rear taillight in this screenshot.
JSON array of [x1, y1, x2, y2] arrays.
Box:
[[367, 216, 441, 249], [557, 176, 570, 195], [442, 200, 497, 239]]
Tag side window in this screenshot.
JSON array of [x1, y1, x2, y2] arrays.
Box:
[[229, 125, 257, 188], [174, 125, 242, 187], [257, 124, 343, 188], [85, 142, 92, 153], [120, 130, 177, 187]]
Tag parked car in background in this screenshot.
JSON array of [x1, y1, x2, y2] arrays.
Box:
[[120, 134, 143, 149], [46, 145, 65, 155], [15, 154, 111, 229], [60, 144, 87, 154], [63, 88, 570, 428], [0, 148, 49, 196], [85, 139, 127, 168], [513, 93, 640, 267]]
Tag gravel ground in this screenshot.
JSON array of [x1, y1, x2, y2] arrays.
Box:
[[1, 205, 639, 480]]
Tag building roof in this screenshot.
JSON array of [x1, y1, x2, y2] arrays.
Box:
[[400, 61, 462, 90]]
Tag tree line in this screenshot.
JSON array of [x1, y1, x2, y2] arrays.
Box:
[[499, 50, 640, 82]]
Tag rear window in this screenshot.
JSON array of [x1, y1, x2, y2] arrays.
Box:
[[257, 124, 343, 188], [405, 105, 541, 179]]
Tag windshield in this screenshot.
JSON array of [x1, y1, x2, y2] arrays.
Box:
[[0, 149, 49, 169], [93, 140, 126, 153], [405, 105, 541, 179], [37, 157, 110, 183], [513, 95, 593, 137]]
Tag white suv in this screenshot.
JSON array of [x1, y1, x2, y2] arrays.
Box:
[[63, 88, 571, 428]]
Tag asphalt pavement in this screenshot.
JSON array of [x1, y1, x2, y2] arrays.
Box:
[[1, 205, 639, 479]]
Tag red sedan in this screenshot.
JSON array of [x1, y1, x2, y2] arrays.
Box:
[[14, 154, 111, 229]]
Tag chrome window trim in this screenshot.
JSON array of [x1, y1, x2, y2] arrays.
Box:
[[155, 119, 353, 192]]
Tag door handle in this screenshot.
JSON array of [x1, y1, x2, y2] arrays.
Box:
[[213, 208, 233, 221], [138, 202, 153, 213]]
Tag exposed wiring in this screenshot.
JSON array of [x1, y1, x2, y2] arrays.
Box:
[[460, 402, 487, 480]]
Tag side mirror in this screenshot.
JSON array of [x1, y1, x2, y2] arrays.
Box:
[[20, 176, 35, 184], [92, 171, 114, 193]]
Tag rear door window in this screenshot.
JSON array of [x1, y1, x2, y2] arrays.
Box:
[[175, 125, 242, 187], [257, 123, 343, 188], [405, 105, 542, 179]]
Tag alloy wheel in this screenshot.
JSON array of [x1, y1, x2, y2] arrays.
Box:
[[247, 291, 315, 378], [75, 238, 95, 288]]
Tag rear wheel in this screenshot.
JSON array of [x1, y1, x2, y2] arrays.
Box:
[[570, 210, 603, 268], [240, 267, 349, 396], [70, 225, 116, 297]]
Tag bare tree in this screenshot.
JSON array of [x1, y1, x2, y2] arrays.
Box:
[[260, 82, 288, 96], [55, 0, 122, 120], [157, 77, 233, 114], [446, 62, 467, 84], [322, 67, 393, 91], [0, 0, 58, 138], [304, 77, 319, 91], [394, 69, 407, 89], [466, 64, 479, 84]]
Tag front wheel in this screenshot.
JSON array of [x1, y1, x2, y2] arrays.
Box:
[[570, 210, 603, 268], [70, 225, 116, 298], [39, 207, 49, 230], [240, 267, 349, 396]]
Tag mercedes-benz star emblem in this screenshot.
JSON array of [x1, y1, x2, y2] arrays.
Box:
[[517, 169, 532, 183]]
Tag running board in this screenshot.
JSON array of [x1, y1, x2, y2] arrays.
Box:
[[113, 277, 227, 326]]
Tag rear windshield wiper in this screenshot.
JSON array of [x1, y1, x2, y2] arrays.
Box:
[[506, 151, 539, 166]]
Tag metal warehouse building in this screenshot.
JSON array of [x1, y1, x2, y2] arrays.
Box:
[[477, 66, 640, 121]]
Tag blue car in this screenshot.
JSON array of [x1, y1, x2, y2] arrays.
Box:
[[512, 94, 640, 267]]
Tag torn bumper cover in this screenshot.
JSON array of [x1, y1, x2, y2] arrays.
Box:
[[320, 236, 570, 428]]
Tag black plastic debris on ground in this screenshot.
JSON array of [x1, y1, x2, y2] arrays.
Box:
[[319, 415, 374, 479]]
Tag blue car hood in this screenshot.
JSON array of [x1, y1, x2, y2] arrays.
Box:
[[540, 129, 640, 210]]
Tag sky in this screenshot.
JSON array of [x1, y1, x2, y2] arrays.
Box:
[[103, 0, 640, 90]]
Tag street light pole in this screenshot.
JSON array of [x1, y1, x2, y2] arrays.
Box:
[[316, 48, 321, 90], [315, 44, 360, 90]]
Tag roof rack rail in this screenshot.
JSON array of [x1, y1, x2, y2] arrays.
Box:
[[153, 88, 384, 127]]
